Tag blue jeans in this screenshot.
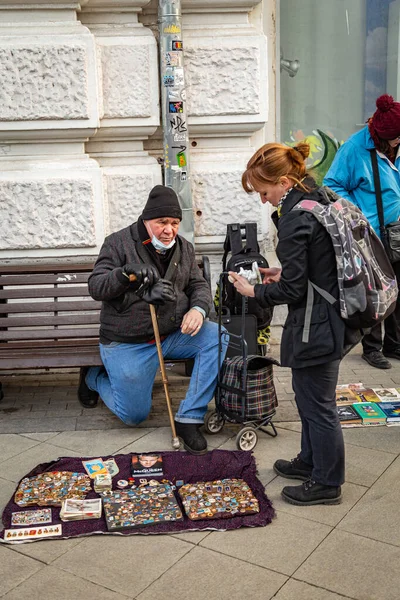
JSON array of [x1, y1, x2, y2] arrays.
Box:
[[86, 321, 228, 426]]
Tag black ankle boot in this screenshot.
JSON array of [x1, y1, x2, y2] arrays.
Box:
[[273, 455, 313, 481], [78, 367, 99, 408], [174, 420, 208, 455], [281, 479, 342, 506]]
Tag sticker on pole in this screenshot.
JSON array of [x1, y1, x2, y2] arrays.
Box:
[[164, 24, 181, 34], [172, 40, 183, 51], [169, 101, 184, 114], [165, 52, 180, 67], [177, 152, 187, 168], [164, 74, 175, 87]]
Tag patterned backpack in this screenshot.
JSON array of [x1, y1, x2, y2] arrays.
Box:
[[292, 187, 398, 342]]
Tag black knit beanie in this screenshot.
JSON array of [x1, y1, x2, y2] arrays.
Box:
[[141, 185, 182, 221]]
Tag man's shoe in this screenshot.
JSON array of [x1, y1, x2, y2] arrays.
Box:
[[174, 420, 208, 455], [383, 348, 400, 361], [281, 479, 342, 506], [78, 367, 99, 408], [274, 455, 313, 481], [362, 351, 391, 369]]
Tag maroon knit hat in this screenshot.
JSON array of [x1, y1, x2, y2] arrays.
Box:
[[371, 94, 400, 140]]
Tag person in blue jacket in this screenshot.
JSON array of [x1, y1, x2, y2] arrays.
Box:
[[324, 94, 400, 370]]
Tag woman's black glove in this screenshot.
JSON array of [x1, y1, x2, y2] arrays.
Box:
[[139, 279, 176, 306], [123, 264, 159, 291]]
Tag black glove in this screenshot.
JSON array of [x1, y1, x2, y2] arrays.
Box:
[[123, 263, 159, 290], [139, 279, 176, 306]]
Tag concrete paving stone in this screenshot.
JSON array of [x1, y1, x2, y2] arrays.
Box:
[[201, 511, 332, 577], [337, 455, 400, 547], [275, 422, 302, 433], [273, 579, 351, 600], [0, 417, 77, 435], [274, 406, 300, 422], [11, 538, 85, 565], [0, 477, 17, 515], [19, 432, 60, 442], [1, 565, 130, 600], [265, 478, 367, 527], [119, 427, 182, 453], [172, 531, 211, 545], [0, 434, 39, 462], [0, 442, 82, 483], [0, 546, 43, 598], [45, 409, 83, 418], [52, 535, 192, 597], [75, 416, 128, 431], [0, 409, 35, 419], [219, 426, 301, 486], [343, 425, 400, 454], [295, 529, 400, 600], [50, 428, 156, 457], [137, 545, 287, 600], [31, 401, 67, 411], [345, 442, 396, 487]]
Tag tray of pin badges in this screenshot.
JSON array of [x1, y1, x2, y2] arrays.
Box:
[[178, 479, 260, 521], [14, 471, 91, 507], [102, 483, 183, 531]]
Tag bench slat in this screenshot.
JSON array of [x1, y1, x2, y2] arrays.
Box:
[[0, 346, 102, 369], [0, 287, 92, 300], [0, 264, 94, 275], [0, 273, 90, 286], [0, 314, 100, 328], [0, 300, 101, 314], [1, 339, 99, 349], [0, 328, 100, 341]]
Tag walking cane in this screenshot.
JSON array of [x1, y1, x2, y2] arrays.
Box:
[[128, 274, 180, 450], [149, 304, 180, 450]]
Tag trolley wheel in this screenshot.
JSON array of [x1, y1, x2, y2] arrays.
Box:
[[204, 410, 224, 434], [236, 426, 258, 451]]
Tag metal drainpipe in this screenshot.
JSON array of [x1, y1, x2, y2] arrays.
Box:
[[158, 0, 194, 244]]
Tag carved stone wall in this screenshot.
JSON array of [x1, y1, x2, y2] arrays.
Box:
[[0, 0, 275, 265]]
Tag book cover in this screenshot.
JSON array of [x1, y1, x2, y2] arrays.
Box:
[[337, 405, 362, 425], [377, 401, 400, 422], [352, 402, 387, 424], [373, 388, 400, 402], [131, 453, 163, 477], [335, 385, 357, 405], [351, 388, 381, 403]]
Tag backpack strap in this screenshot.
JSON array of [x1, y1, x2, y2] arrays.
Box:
[[370, 149, 388, 245], [243, 223, 259, 253], [222, 223, 243, 270], [302, 281, 337, 343]]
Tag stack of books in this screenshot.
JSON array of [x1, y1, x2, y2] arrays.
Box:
[[60, 498, 102, 521], [335, 384, 400, 427]]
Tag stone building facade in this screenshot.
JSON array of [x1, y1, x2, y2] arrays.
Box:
[[0, 0, 276, 279]]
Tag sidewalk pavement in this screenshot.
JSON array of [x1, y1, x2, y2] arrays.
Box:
[[1, 344, 400, 599]]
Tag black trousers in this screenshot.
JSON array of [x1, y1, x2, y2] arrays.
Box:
[[363, 260, 400, 354], [292, 359, 344, 487]]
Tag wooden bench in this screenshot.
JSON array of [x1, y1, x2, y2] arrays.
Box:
[[0, 259, 212, 400], [0, 264, 102, 400]]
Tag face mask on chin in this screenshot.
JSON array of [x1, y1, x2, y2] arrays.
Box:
[[145, 222, 176, 253]]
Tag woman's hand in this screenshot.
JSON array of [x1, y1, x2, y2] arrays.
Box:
[[259, 267, 281, 284], [228, 272, 255, 297]]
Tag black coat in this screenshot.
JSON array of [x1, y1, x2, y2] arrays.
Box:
[[88, 223, 212, 344], [254, 184, 347, 368]]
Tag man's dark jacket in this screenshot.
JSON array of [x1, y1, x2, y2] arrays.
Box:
[[254, 184, 354, 368], [88, 222, 212, 344]]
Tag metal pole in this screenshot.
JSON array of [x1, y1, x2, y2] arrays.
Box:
[[158, 0, 194, 244]]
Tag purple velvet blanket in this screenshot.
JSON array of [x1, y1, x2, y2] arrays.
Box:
[[0, 449, 275, 543]]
